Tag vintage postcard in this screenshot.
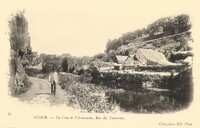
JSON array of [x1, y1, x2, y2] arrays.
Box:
[[0, 0, 200, 128]]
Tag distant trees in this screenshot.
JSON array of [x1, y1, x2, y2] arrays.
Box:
[[175, 14, 191, 33], [105, 14, 192, 53], [41, 64, 52, 74], [92, 51, 116, 62], [93, 53, 108, 61], [105, 39, 123, 53], [146, 14, 191, 36], [39, 53, 93, 74]]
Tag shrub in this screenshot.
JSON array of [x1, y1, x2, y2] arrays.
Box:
[[25, 68, 42, 76], [59, 73, 119, 113], [66, 83, 119, 113]]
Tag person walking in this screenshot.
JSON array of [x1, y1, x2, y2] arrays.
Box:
[[48, 67, 58, 95]]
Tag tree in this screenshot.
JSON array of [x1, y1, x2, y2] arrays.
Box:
[[9, 11, 31, 52], [175, 14, 191, 32], [105, 39, 113, 53], [104, 14, 191, 54], [62, 58, 68, 72], [93, 53, 109, 62]]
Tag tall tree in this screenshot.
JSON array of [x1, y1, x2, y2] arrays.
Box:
[[62, 58, 68, 72], [9, 11, 31, 52]]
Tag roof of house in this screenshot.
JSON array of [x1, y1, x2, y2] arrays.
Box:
[[125, 55, 135, 61], [129, 54, 135, 58], [137, 48, 175, 65], [138, 48, 166, 62], [115, 55, 128, 63]]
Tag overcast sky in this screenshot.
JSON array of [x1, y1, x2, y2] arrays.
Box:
[[2, 0, 195, 57]]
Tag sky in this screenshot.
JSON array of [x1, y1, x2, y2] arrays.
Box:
[[1, 0, 195, 57]]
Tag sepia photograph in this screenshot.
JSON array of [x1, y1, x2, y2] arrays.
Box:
[[1, 0, 199, 128]]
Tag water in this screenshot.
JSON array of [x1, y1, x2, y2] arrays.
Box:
[[103, 82, 183, 113], [91, 69, 193, 113]]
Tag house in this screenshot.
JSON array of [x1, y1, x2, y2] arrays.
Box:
[[125, 55, 141, 65], [28, 62, 42, 70], [113, 64, 123, 70], [114, 55, 128, 64], [135, 48, 173, 65], [46, 59, 62, 68]]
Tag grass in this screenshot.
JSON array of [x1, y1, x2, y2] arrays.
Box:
[[59, 73, 120, 113], [68, 83, 119, 113]]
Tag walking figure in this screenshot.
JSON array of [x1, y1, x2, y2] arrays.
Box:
[[48, 67, 58, 95]]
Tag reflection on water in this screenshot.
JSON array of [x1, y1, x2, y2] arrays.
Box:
[[104, 83, 181, 113], [94, 68, 193, 113]]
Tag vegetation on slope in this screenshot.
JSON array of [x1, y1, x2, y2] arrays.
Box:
[[105, 14, 192, 53]]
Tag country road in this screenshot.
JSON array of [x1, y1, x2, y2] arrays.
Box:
[[17, 77, 72, 107]]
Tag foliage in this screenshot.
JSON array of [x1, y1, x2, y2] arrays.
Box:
[[40, 53, 92, 73], [41, 63, 52, 74], [8, 11, 32, 95], [26, 52, 41, 66], [92, 53, 109, 62], [168, 52, 193, 63], [175, 14, 192, 33], [59, 73, 119, 113], [61, 57, 68, 72], [106, 89, 180, 113], [25, 68, 42, 77], [105, 38, 123, 53], [105, 14, 192, 53], [69, 83, 119, 113], [9, 10, 31, 52]]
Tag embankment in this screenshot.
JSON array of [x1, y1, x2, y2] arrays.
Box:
[[9, 50, 32, 95]]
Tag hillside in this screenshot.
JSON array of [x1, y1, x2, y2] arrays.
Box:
[[104, 14, 192, 57], [116, 31, 192, 56]]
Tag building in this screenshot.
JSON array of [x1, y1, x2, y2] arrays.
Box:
[[113, 64, 123, 70], [114, 55, 128, 64], [135, 48, 173, 65], [28, 62, 42, 70], [125, 55, 141, 65], [45, 59, 62, 68]]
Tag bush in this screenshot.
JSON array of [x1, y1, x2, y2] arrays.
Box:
[[66, 83, 119, 113], [25, 68, 42, 76], [41, 64, 52, 74], [59, 73, 119, 113]]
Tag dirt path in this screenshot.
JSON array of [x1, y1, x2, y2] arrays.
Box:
[[17, 77, 71, 107]]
